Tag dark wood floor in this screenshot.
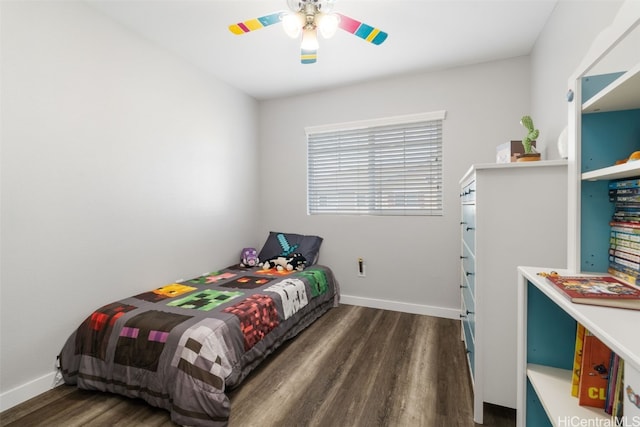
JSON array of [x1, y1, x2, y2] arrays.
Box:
[[0, 305, 515, 426]]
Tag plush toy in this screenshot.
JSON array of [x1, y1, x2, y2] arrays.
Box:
[[261, 256, 289, 271], [287, 253, 307, 271], [261, 253, 307, 272], [239, 247, 259, 267]]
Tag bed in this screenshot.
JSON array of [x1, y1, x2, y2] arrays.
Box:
[[58, 232, 339, 427]]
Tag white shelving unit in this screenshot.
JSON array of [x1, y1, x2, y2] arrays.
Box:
[[517, 266, 640, 426], [517, 1, 640, 425]]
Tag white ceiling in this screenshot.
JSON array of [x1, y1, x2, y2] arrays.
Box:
[[87, 0, 558, 100]]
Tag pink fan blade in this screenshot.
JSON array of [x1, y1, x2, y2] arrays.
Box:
[[336, 13, 388, 45]]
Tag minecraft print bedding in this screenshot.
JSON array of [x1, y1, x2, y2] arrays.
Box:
[[58, 264, 339, 427]]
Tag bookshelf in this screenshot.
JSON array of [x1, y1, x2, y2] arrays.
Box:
[[517, 267, 640, 426], [517, 2, 640, 425]]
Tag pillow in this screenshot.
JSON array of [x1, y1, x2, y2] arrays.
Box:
[[258, 231, 323, 265]]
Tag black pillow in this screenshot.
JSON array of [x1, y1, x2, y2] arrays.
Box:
[[258, 231, 323, 265]]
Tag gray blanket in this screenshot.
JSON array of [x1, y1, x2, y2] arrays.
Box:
[[59, 264, 339, 426]]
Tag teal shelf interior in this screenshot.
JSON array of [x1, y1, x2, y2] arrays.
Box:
[[581, 109, 640, 272], [581, 73, 625, 104], [581, 180, 613, 272], [581, 109, 640, 172], [526, 380, 554, 427], [526, 282, 576, 368], [526, 281, 577, 425]]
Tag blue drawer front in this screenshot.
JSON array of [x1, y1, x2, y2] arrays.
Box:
[[461, 180, 476, 203], [462, 204, 476, 250], [462, 281, 475, 316], [461, 243, 475, 295], [462, 306, 475, 376]]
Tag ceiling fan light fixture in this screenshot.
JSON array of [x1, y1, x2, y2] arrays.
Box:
[[301, 27, 319, 50], [228, 0, 388, 63], [282, 12, 303, 38], [317, 13, 339, 39]]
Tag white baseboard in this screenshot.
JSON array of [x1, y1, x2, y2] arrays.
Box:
[[339, 294, 460, 319], [0, 371, 59, 412]]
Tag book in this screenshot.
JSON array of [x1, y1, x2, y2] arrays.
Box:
[[608, 266, 638, 286], [571, 323, 586, 397], [609, 255, 640, 271], [610, 237, 640, 251], [609, 187, 640, 203], [605, 352, 620, 414], [611, 230, 640, 243], [612, 213, 640, 223], [611, 195, 640, 203], [611, 203, 640, 210], [610, 244, 640, 258], [610, 178, 640, 189], [578, 332, 613, 408], [612, 358, 624, 420], [611, 221, 640, 231], [615, 204, 640, 210], [609, 247, 640, 263], [544, 274, 640, 310], [609, 259, 640, 275], [613, 217, 640, 224], [609, 187, 640, 196]]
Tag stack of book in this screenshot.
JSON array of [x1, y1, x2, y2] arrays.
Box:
[[609, 178, 640, 285], [572, 323, 625, 419]]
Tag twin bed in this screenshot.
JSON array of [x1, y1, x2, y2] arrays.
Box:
[[58, 232, 338, 426]]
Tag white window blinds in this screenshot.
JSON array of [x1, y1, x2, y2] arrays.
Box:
[[306, 111, 445, 216]]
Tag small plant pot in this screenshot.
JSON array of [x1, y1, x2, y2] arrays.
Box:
[[516, 153, 541, 162]]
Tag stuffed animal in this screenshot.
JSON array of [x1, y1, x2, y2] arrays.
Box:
[[261, 256, 287, 271], [261, 253, 307, 272], [239, 247, 259, 267], [287, 253, 307, 271]]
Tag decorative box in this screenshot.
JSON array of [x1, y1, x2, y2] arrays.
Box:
[[496, 140, 537, 163]]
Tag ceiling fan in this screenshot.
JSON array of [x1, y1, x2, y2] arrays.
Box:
[[228, 0, 388, 64]]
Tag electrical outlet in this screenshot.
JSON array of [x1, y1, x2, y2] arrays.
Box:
[[358, 257, 366, 277]]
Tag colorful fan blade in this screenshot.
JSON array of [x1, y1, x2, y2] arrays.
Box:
[[301, 48, 317, 64], [228, 11, 284, 35], [336, 13, 388, 45]]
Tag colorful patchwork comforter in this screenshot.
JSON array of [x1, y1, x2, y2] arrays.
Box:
[[59, 264, 339, 426]]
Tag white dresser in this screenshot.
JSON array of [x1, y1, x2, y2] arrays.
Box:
[[459, 161, 567, 423]]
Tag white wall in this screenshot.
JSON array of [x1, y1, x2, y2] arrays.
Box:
[[0, 1, 259, 409], [531, 0, 623, 159], [257, 57, 531, 317]]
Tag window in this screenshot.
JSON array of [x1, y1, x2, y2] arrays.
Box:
[[306, 111, 445, 216]]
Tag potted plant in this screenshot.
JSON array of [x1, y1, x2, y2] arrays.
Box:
[[517, 115, 541, 161]]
